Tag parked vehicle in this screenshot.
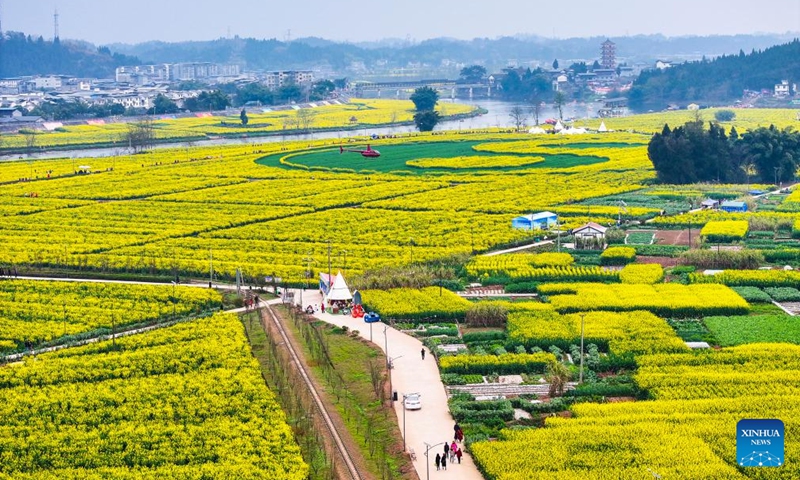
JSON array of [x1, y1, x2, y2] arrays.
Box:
[[404, 393, 422, 410]]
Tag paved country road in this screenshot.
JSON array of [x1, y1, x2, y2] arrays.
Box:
[[292, 288, 486, 480]]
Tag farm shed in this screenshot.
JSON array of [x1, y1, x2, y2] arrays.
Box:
[[701, 199, 720, 210], [572, 222, 608, 249], [512, 212, 558, 230], [720, 201, 747, 213]]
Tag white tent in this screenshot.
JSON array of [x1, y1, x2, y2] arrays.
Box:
[[528, 126, 546, 134], [554, 120, 564, 132], [598, 121, 608, 132], [324, 271, 353, 302]]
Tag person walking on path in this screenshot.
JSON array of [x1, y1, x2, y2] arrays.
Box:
[[421, 348, 425, 360], [435, 453, 441, 471], [444, 441, 449, 459], [441, 454, 447, 470], [456, 448, 462, 464], [450, 441, 457, 462]]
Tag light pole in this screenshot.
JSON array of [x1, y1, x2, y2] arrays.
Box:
[[402, 393, 408, 451], [327, 240, 332, 282], [384, 323, 392, 402], [302, 252, 314, 290], [424, 442, 445, 480], [171, 281, 177, 319], [579, 312, 586, 383]]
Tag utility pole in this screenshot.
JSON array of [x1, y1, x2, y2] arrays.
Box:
[[171, 281, 177, 318], [303, 252, 314, 290], [579, 313, 586, 383], [53, 9, 59, 41], [556, 220, 561, 253], [327, 240, 332, 282], [209, 249, 213, 288]]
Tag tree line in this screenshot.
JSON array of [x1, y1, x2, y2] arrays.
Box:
[[0, 32, 139, 78], [27, 79, 341, 121], [648, 118, 800, 185], [629, 39, 800, 111]]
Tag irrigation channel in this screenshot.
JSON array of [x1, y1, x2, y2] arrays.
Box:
[[0, 99, 609, 161]]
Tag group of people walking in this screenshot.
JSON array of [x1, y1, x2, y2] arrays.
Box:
[[434, 424, 465, 471]]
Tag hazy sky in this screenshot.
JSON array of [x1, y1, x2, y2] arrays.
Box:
[[3, 0, 799, 45]]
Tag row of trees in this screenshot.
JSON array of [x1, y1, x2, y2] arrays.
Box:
[[648, 119, 800, 184]]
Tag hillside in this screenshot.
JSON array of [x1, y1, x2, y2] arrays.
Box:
[[0, 32, 140, 78], [111, 33, 796, 74], [628, 39, 800, 111]]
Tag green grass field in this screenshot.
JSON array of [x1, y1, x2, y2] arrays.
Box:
[[257, 141, 608, 174], [704, 314, 800, 346]]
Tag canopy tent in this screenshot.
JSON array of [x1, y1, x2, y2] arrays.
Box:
[[324, 271, 353, 302], [528, 126, 547, 134], [559, 127, 587, 135], [554, 120, 564, 132], [598, 121, 608, 132]]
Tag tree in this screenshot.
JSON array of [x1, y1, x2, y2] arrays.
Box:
[[529, 96, 542, 126], [592, 60, 601, 71], [310, 79, 335, 100], [240, 108, 249, 126], [276, 84, 303, 103], [236, 82, 273, 106], [714, 109, 736, 122], [552, 59, 559, 70], [553, 91, 566, 120], [23, 131, 37, 156], [459, 65, 487, 83], [413, 110, 440, 132], [508, 105, 528, 131], [546, 360, 571, 397], [296, 108, 317, 132], [148, 94, 179, 115], [124, 119, 155, 153], [184, 90, 231, 112], [410, 86, 439, 112]]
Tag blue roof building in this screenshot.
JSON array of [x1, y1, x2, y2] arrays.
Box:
[[720, 201, 747, 213], [512, 211, 558, 230]]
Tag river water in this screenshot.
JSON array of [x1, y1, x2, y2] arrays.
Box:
[[1, 99, 608, 161]]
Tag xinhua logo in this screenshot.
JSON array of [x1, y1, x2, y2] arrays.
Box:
[[737, 419, 784, 467]]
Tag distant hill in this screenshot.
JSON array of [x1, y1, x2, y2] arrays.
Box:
[[0, 32, 140, 78], [110, 33, 798, 74], [628, 39, 800, 111]]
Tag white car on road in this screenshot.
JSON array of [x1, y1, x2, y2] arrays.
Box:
[[404, 393, 422, 410]]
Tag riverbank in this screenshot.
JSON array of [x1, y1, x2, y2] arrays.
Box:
[[0, 100, 484, 159]]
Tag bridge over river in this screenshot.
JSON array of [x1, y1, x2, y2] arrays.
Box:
[[354, 79, 494, 100]]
